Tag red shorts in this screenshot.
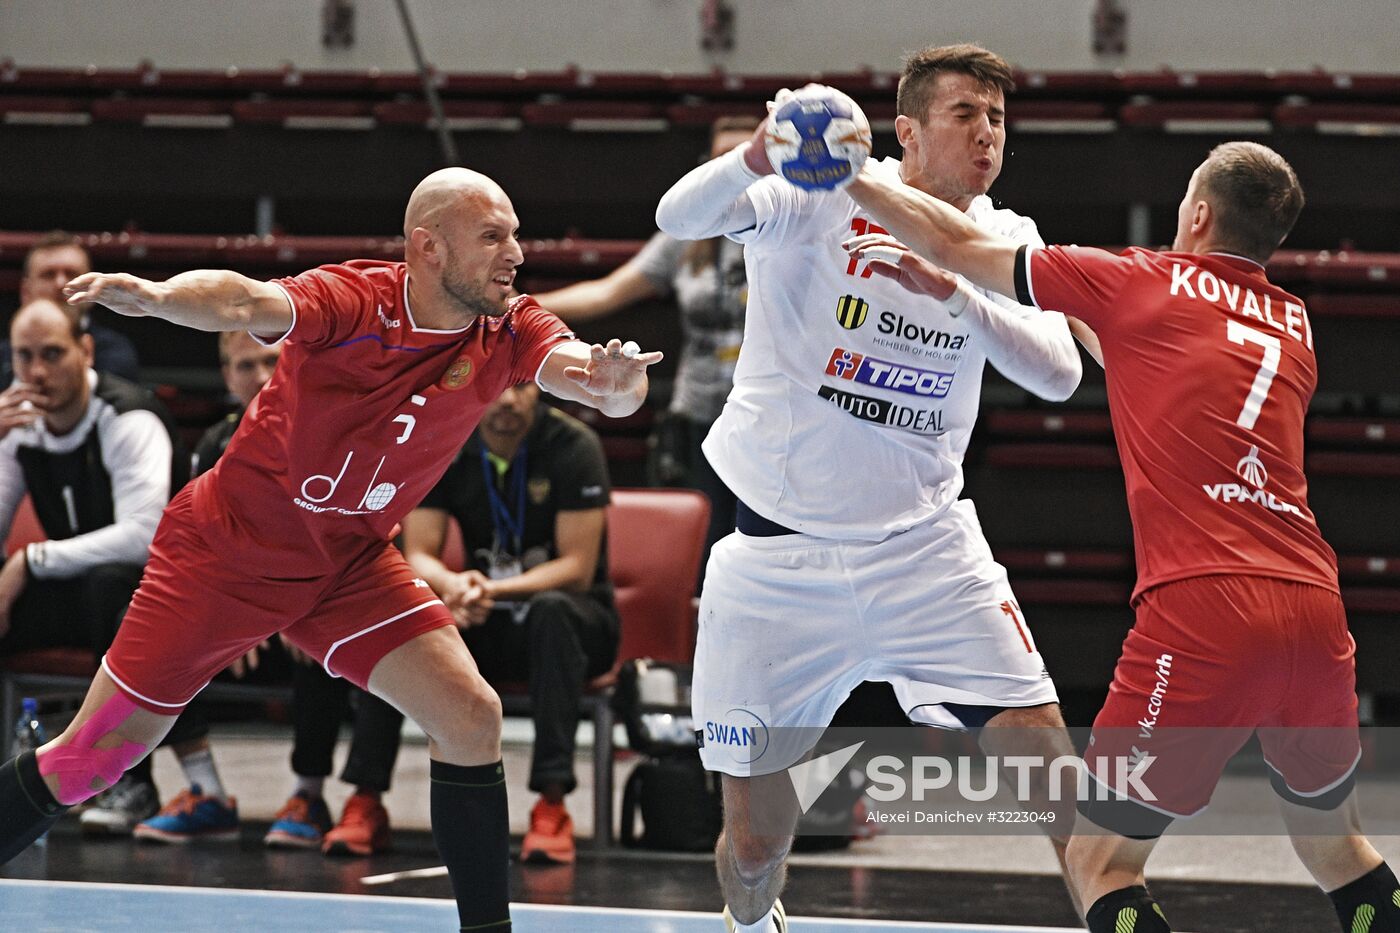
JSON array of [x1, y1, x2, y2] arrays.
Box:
[[103, 484, 455, 713], [1086, 574, 1360, 819]]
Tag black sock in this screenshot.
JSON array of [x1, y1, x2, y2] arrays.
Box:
[[430, 759, 511, 932], [1329, 862, 1400, 933], [0, 752, 69, 864], [1086, 885, 1172, 932]]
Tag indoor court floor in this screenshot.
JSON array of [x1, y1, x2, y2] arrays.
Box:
[[2, 724, 1395, 931]]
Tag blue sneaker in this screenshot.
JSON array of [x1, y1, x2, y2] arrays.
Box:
[[133, 784, 239, 844], [264, 792, 333, 849]]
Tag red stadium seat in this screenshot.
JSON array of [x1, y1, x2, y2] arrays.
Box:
[[1271, 71, 1400, 100], [0, 95, 91, 125], [1306, 252, 1400, 288], [231, 99, 374, 129], [4, 497, 44, 556], [520, 101, 666, 131], [606, 488, 709, 665], [984, 443, 1121, 470], [90, 97, 233, 128], [1308, 294, 1400, 317], [1009, 100, 1116, 133], [1274, 103, 1400, 133], [372, 100, 521, 131], [1118, 100, 1272, 132], [1307, 451, 1400, 477], [984, 410, 1114, 441], [1014, 70, 1124, 98], [1308, 418, 1400, 449], [1120, 70, 1276, 98]]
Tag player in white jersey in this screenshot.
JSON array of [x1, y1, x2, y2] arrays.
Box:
[[656, 45, 1085, 932]]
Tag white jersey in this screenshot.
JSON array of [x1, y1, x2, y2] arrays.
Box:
[[704, 157, 1046, 541]]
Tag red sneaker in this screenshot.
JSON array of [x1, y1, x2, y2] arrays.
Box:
[[521, 798, 575, 864], [321, 792, 391, 856]]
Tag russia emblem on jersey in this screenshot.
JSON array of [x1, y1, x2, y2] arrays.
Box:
[[440, 355, 474, 390], [836, 294, 869, 330]]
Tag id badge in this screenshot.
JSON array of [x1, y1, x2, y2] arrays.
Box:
[[488, 556, 523, 581]]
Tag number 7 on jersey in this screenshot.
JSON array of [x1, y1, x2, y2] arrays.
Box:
[[1226, 320, 1282, 430]]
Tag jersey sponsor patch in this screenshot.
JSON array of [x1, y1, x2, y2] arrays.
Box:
[[835, 294, 869, 329], [824, 347, 955, 398], [818, 385, 945, 435]]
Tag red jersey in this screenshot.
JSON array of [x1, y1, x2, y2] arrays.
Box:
[[1019, 246, 1338, 600], [196, 260, 574, 571]]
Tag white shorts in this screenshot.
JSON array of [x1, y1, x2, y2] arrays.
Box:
[[693, 499, 1058, 776]]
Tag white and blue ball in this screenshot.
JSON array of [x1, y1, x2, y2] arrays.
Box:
[[764, 88, 872, 191]]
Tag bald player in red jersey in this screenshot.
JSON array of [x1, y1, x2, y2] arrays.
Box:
[[0, 167, 662, 933], [834, 139, 1398, 933]]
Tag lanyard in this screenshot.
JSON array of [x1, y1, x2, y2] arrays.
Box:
[[480, 444, 527, 555]]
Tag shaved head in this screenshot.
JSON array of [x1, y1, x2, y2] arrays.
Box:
[[403, 167, 505, 238], [402, 167, 524, 325]]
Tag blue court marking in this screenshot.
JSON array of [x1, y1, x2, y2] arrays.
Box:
[[0, 879, 1085, 932]]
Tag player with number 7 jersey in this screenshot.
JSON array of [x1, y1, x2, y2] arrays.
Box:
[[839, 140, 1397, 933], [1020, 242, 1336, 598]]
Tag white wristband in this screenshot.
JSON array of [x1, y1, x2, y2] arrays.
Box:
[[945, 281, 974, 318]]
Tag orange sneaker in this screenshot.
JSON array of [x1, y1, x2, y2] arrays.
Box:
[[521, 798, 575, 864], [321, 792, 391, 857]]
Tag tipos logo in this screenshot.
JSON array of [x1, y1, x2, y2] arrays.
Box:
[[440, 356, 473, 390], [836, 294, 869, 330]]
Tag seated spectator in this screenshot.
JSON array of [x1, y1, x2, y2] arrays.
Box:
[[201, 331, 406, 856], [0, 299, 236, 840], [535, 115, 760, 576], [403, 383, 619, 864], [2, 232, 140, 385]]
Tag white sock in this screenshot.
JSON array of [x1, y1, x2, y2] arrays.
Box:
[[295, 775, 326, 799], [178, 748, 227, 801], [731, 909, 776, 933]]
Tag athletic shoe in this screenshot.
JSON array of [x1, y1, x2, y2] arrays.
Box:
[[79, 774, 159, 836], [263, 792, 333, 849], [322, 792, 391, 856], [132, 785, 240, 844], [722, 898, 788, 932], [520, 798, 575, 865]]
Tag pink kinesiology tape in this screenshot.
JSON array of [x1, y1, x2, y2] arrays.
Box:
[[37, 692, 148, 805]]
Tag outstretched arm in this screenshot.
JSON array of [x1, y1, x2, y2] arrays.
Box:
[[845, 167, 1020, 298], [64, 270, 293, 336], [538, 338, 663, 418]]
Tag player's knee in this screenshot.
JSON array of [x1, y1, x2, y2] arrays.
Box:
[[726, 828, 790, 886], [445, 676, 503, 744], [38, 700, 148, 806]]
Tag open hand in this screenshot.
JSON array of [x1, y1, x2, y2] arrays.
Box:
[[562, 339, 663, 417], [62, 272, 162, 318], [842, 233, 960, 300]]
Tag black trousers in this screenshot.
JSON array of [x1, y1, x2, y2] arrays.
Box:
[[289, 660, 405, 793], [0, 563, 208, 785], [464, 590, 619, 795]]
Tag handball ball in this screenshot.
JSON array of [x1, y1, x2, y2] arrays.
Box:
[[765, 87, 872, 191]]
